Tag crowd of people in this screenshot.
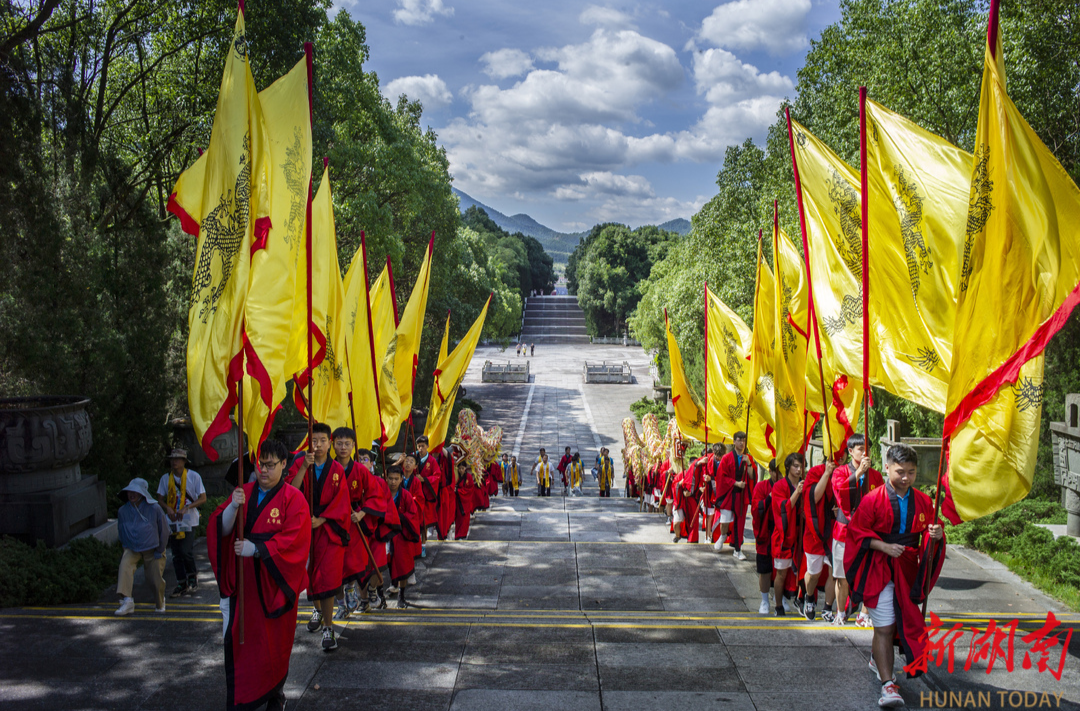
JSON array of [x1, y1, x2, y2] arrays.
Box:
[[624, 417, 946, 708]]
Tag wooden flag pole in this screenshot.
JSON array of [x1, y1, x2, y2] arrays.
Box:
[[235, 366, 246, 645], [304, 43, 315, 457], [859, 86, 873, 466]]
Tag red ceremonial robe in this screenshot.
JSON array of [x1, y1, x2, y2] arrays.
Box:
[[672, 458, 705, 541], [360, 474, 399, 581], [770, 475, 802, 596], [405, 471, 436, 532], [557, 454, 572, 487], [845, 482, 946, 678], [721, 454, 756, 549], [208, 482, 311, 711], [831, 463, 884, 546], [801, 463, 833, 557], [455, 467, 476, 540], [286, 458, 352, 600], [417, 454, 443, 528], [433, 449, 455, 540], [487, 461, 502, 491], [342, 460, 390, 586], [657, 460, 676, 507], [751, 478, 774, 558], [389, 487, 422, 585]]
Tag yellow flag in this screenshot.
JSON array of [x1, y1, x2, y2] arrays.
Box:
[[705, 286, 771, 462], [242, 57, 312, 452], [787, 113, 865, 452], [294, 165, 350, 428], [168, 6, 270, 459], [771, 222, 810, 463], [665, 311, 707, 442], [747, 237, 778, 455], [425, 296, 492, 451], [943, 12, 1080, 521], [863, 97, 971, 413], [343, 234, 384, 448], [370, 262, 398, 367], [379, 236, 434, 445]]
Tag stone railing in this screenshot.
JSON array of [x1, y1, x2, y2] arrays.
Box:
[[590, 336, 641, 346], [584, 361, 632, 383], [482, 360, 530, 383], [1050, 393, 1080, 537]]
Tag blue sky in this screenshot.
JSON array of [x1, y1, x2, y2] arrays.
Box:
[[332, 0, 842, 231]]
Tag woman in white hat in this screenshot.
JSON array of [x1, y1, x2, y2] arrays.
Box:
[[115, 478, 170, 615]]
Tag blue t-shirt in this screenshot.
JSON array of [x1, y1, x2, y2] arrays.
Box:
[[256, 488, 270, 507], [897, 488, 912, 534], [313, 461, 327, 481]]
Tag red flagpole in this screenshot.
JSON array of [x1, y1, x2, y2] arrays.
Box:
[[303, 43, 315, 452], [859, 86, 872, 452]]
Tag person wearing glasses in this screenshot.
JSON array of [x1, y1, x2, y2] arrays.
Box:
[[207, 439, 312, 711]]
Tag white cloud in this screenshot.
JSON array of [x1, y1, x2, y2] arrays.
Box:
[[479, 48, 534, 80], [393, 0, 453, 26], [579, 5, 636, 29], [589, 194, 708, 225], [553, 172, 655, 201], [383, 74, 453, 110], [699, 0, 812, 55], [691, 48, 793, 104]]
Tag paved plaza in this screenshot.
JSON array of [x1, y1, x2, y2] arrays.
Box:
[[2, 343, 1079, 710]]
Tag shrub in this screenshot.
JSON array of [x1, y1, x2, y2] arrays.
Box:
[[0, 536, 123, 609], [629, 395, 668, 423]]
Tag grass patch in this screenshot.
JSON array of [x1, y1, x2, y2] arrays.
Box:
[[946, 499, 1080, 612]]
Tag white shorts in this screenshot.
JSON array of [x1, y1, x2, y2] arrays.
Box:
[[831, 539, 846, 579], [866, 582, 896, 628], [673, 508, 685, 524], [705, 507, 715, 516], [718, 509, 734, 524], [773, 557, 793, 570], [804, 552, 825, 576]]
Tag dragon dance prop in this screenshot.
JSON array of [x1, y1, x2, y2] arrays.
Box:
[[452, 408, 502, 486], [622, 417, 649, 489]]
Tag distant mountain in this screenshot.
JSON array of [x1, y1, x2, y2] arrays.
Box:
[[658, 218, 691, 235], [452, 187, 688, 263]]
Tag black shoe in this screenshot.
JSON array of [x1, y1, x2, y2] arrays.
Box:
[[359, 599, 371, 614], [321, 626, 338, 651], [185, 577, 198, 595], [266, 690, 287, 711], [375, 595, 387, 610], [804, 602, 816, 622], [306, 608, 322, 632], [396, 597, 408, 609], [776, 606, 786, 617], [169, 583, 188, 599], [672, 534, 681, 543]]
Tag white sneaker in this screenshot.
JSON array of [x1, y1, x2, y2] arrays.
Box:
[[856, 611, 873, 628], [878, 680, 904, 708], [783, 597, 793, 614], [869, 657, 881, 681], [155, 603, 166, 613], [115, 598, 134, 616], [713, 540, 724, 553], [732, 550, 746, 561], [758, 599, 770, 615]]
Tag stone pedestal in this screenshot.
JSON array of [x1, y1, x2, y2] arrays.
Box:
[[878, 420, 943, 484], [1049, 394, 1080, 538], [0, 396, 106, 546]]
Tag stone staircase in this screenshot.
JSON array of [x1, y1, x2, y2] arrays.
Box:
[[518, 295, 591, 344]]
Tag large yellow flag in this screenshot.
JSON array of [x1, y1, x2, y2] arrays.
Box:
[[242, 57, 312, 451], [425, 296, 492, 451], [771, 221, 810, 462], [369, 261, 398, 368], [787, 113, 864, 453], [665, 311, 708, 442], [863, 97, 971, 413], [379, 236, 434, 445], [343, 234, 384, 448], [747, 238, 780, 456], [168, 6, 270, 459], [294, 165, 350, 427], [705, 286, 771, 462], [943, 9, 1080, 521]]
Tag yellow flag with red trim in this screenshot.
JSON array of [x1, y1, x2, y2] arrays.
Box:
[[747, 237, 778, 452], [705, 286, 771, 462], [294, 165, 350, 428], [944, 7, 1080, 521], [425, 296, 492, 451], [343, 235, 384, 448], [771, 223, 810, 463], [241, 57, 311, 453], [379, 237, 434, 445], [665, 311, 707, 442], [168, 6, 270, 459]]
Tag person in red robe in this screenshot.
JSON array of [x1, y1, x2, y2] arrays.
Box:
[[844, 443, 945, 708], [671, 452, 710, 543], [433, 445, 456, 539], [831, 433, 884, 625], [332, 428, 391, 619], [385, 464, 423, 609], [556, 446, 573, 496], [751, 459, 780, 614], [416, 437, 445, 554], [285, 422, 352, 651], [486, 458, 502, 499], [713, 432, 754, 560], [357, 448, 398, 611], [208, 439, 311, 711], [800, 451, 843, 622], [453, 447, 476, 539], [770, 452, 804, 616]]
